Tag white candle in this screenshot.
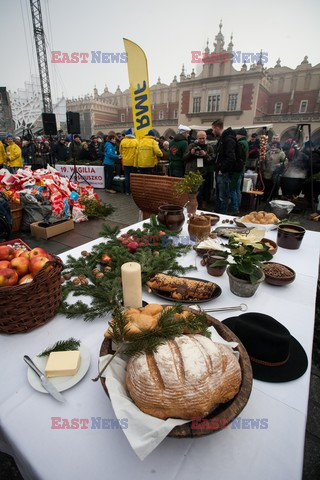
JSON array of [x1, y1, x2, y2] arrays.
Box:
[[121, 262, 143, 308]]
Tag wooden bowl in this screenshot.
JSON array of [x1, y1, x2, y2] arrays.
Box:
[[200, 213, 220, 226], [262, 262, 296, 286], [99, 308, 253, 438]]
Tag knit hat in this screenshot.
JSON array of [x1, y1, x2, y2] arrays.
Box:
[[125, 128, 133, 136], [6, 134, 13, 139], [237, 128, 247, 137], [147, 130, 156, 136], [178, 124, 191, 133]]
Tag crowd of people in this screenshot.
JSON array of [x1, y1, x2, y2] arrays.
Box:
[[1, 122, 319, 213]]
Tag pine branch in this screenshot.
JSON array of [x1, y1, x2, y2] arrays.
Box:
[[37, 338, 81, 357]]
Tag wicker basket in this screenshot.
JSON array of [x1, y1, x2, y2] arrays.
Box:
[[130, 174, 188, 219], [0, 255, 64, 334], [9, 203, 23, 233]]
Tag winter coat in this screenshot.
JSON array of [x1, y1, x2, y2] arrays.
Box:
[[78, 148, 92, 161], [0, 141, 6, 164], [104, 141, 119, 166], [120, 136, 139, 167], [184, 142, 214, 176], [169, 134, 189, 168], [261, 147, 286, 180], [214, 127, 237, 174], [137, 135, 163, 168], [52, 142, 69, 162], [6, 143, 23, 168], [69, 141, 82, 161]]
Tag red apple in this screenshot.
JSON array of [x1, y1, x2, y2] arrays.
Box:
[[13, 248, 25, 258], [29, 247, 50, 260], [19, 274, 34, 285], [0, 245, 15, 261], [10, 257, 30, 277], [0, 260, 10, 269], [20, 251, 30, 259], [127, 241, 139, 253], [0, 268, 19, 287], [29, 256, 51, 276]]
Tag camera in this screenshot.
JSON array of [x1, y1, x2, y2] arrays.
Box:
[[193, 145, 202, 153]]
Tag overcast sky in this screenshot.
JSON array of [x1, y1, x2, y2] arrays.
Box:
[[1, 0, 320, 102]]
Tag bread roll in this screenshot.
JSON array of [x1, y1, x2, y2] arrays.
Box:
[[126, 334, 241, 419]]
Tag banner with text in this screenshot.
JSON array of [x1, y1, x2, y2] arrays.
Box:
[[123, 38, 152, 139], [55, 165, 105, 188]]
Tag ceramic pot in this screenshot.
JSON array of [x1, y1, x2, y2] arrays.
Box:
[[227, 266, 265, 297], [188, 215, 211, 242], [277, 224, 306, 250], [186, 194, 198, 215], [157, 205, 185, 232], [204, 254, 227, 277]]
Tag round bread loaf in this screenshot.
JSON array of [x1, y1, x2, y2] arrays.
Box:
[[126, 334, 242, 419]]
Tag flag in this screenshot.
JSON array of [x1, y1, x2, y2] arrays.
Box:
[[123, 39, 153, 139]]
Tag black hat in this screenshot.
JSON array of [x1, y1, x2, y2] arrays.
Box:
[[237, 127, 247, 136], [222, 313, 308, 383]]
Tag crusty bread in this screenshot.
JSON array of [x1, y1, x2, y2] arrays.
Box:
[[126, 334, 241, 419], [146, 274, 215, 300]]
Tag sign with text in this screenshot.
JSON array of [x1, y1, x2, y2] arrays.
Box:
[[55, 165, 105, 188], [123, 38, 152, 139]]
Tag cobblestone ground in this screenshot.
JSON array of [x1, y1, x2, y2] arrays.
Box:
[[1, 191, 319, 479]]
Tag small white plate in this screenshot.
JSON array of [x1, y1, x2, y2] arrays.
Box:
[[239, 220, 277, 231], [27, 345, 91, 393]]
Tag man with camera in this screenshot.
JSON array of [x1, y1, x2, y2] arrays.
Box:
[[183, 130, 214, 208]]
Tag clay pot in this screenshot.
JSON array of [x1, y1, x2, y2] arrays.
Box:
[[204, 254, 227, 277], [277, 224, 306, 250], [227, 266, 265, 297], [186, 194, 198, 215], [188, 215, 211, 242], [157, 205, 185, 232]]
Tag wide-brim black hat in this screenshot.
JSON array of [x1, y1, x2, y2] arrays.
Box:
[[222, 313, 308, 383]]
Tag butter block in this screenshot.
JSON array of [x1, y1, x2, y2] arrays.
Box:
[[45, 351, 81, 377]]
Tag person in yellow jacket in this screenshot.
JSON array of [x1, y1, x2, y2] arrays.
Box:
[[119, 128, 138, 195], [137, 130, 163, 174], [0, 139, 6, 168], [5, 134, 23, 173]]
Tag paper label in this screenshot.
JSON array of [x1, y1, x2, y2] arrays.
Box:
[[197, 158, 203, 168]]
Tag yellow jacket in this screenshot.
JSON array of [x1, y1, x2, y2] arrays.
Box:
[[6, 143, 23, 168], [0, 141, 6, 164], [137, 136, 163, 168], [120, 136, 139, 167]]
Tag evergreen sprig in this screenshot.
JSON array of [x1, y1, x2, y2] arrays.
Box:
[[37, 338, 81, 357], [60, 217, 195, 321]]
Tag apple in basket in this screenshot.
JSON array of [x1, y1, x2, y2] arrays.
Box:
[[19, 274, 34, 285], [10, 257, 30, 277], [29, 247, 50, 260], [0, 268, 19, 287], [0, 245, 15, 261], [0, 260, 11, 269], [13, 248, 26, 258], [29, 256, 52, 277]]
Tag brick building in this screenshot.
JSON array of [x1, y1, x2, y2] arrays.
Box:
[[66, 23, 320, 146]]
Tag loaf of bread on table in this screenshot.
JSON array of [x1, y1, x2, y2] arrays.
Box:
[[146, 273, 215, 300], [126, 334, 241, 419]]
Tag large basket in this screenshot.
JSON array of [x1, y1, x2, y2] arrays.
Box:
[[130, 174, 188, 219], [0, 255, 64, 334]]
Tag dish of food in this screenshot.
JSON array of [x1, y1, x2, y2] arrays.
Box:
[[262, 262, 296, 286], [238, 211, 279, 231], [27, 345, 91, 393], [146, 274, 222, 303], [214, 226, 250, 238], [99, 307, 253, 437]]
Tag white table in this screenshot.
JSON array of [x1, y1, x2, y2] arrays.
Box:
[[0, 215, 319, 480]]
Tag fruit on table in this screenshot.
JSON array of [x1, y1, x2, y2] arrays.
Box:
[[0, 260, 11, 269], [0, 268, 19, 286], [29, 247, 50, 260], [29, 256, 51, 277]]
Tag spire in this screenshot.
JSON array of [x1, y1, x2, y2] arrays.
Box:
[[104, 84, 108, 93], [257, 49, 263, 65], [204, 38, 210, 55], [116, 85, 122, 93], [214, 20, 225, 53], [180, 64, 186, 81], [191, 68, 195, 78], [157, 76, 161, 84], [228, 32, 234, 51], [275, 58, 281, 68], [172, 75, 177, 83]]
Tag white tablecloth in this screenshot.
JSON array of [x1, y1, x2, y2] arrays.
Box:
[[0, 215, 319, 480]]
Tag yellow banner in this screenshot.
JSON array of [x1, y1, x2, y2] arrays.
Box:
[[123, 38, 152, 139]]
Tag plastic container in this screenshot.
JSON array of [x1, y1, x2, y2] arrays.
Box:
[[269, 200, 295, 220]]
